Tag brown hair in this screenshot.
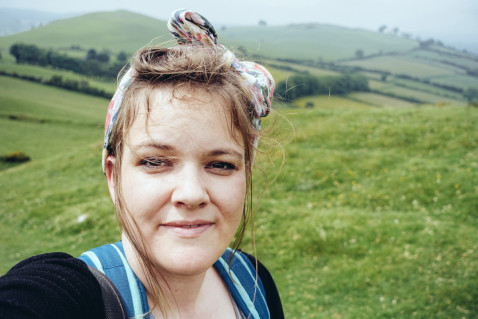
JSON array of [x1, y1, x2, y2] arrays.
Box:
[[107, 45, 261, 317]]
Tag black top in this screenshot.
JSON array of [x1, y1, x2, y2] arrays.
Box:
[[0, 253, 105, 319], [0, 252, 284, 319]]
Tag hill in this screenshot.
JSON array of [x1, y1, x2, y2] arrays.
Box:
[[0, 10, 171, 55], [1, 74, 477, 318], [221, 23, 418, 61], [1, 10, 476, 106]]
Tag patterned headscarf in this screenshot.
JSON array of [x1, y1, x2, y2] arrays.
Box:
[[102, 9, 275, 171]]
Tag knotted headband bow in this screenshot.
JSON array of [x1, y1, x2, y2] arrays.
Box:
[[102, 9, 275, 171]]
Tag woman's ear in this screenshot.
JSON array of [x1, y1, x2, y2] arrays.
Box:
[[105, 155, 116, 203]]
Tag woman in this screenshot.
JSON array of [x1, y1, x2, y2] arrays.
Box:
[[0, 9, 283, 319]]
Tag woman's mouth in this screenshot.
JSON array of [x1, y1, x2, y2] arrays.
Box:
[[161, 221, 214, 238]]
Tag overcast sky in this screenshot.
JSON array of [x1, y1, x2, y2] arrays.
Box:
[[1, 0, 477, 52]]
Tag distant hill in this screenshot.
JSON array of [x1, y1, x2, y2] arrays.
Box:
[[0, 10, 476, 105], [0, 10, 170, 55], [0, 10, 420, 61], [220, 24, 418, 61], [0, 8, 78, 36]]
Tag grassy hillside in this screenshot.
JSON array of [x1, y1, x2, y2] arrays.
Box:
[[0, 10, 418, 62], [0, 10, 171, 56], [1, 75, 477, 318], [1, 9, 476, 106], [221, 24, 418, 61]]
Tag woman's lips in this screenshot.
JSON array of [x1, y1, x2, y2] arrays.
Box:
[[161, 221, 214, 238]]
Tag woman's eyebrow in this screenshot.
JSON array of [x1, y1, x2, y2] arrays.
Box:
[[209, 149, 244, 158], [133, 142, 174, 151]]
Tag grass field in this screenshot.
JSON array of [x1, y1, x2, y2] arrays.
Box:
[[0, 10, 418, 62], [372, 82, 465, 105], [339, 55, 465, 79], [1, 75, 477, 318], [347, 92, 417, 108], [430, 74, 478, 90], [0, 10, 170, 55], [221, 24, 417, 61], [411, 50, 478, 70], [0, 60, 116, 93]]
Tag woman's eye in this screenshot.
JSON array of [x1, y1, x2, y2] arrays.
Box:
[[139, 157, 170, 168], [206, 162, 236, 171]]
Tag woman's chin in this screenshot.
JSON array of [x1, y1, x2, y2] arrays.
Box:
[[151, 246, 225, 277]]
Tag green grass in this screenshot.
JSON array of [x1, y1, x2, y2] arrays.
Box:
[[249, 105, 478, 318], [411, 50, 478, 70], [347, 92, 416, 107], [292, 95, 373, 110], [0, 75, 107, 125], [430, 74, 478, 90], [1, 66, 478, 319], [339, 55, 464, 78], [372, 82, 465, 105], [390, 78, 466, 101], [0, 10, 170, 55], [221, 24, 418, 61], [0, 11, 418, 62], [0, 60, 116, 93]]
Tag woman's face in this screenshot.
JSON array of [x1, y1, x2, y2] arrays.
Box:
[[106, 87, 246, 278]]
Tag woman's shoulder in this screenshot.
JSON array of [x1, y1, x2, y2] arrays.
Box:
[[0, 252, 105, 319], [237, 250, 285, 319], [216, 249, 285, 319]]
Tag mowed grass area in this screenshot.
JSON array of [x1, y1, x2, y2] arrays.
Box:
[[1, 76, 477, 318]]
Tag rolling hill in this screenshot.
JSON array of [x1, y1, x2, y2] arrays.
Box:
[[1, 9, 478, 319], [0, 10, 476, 106]]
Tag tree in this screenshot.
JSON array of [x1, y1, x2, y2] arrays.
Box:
[[464, 88, 478, 105], [117, 51, 128, 63], [9, 43, 47, 65], [378, 25, 387, 33], [96, 51, 110, 63], [419, 39, 435, 48], [392, 27, 399, 35], [86, 49, 97, 61], [355, 49, 364, 59], [258, 20, 267, 26]]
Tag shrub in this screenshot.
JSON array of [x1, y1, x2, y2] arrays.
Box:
[[0, 151, 31, 163]]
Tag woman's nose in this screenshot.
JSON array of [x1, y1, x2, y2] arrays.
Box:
[[171, 164, 209, 209]]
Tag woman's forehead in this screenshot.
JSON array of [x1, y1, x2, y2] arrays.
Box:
[[127, 86, 243, 148]]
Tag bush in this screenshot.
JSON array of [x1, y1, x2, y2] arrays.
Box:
[[275, 73, 369, 101], [0, 151, 31, 163]]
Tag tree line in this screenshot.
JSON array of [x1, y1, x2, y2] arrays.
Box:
[[9, 43, 126, 79], [275, 73, 369, 101], [0, 69, 112, 99]]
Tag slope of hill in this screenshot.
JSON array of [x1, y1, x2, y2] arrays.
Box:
[[221, 24, 418, 61], [0, 9, 476, 106], [0, 10, 419, 61], [1, 74, 477, 318], [0, 10, 170, 55]]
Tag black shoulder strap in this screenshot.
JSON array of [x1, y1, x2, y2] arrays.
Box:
[[88, 266, 128, 319]]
